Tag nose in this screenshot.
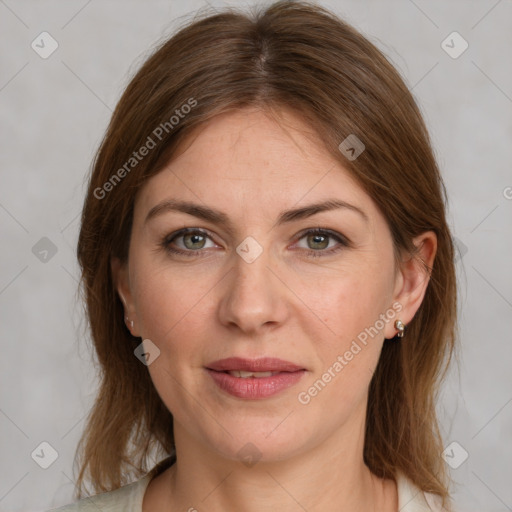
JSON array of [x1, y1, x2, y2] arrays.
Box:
[[217, 243, 289, 334]]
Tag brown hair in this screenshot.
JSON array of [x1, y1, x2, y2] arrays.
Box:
[[75, 1, 457, 507]]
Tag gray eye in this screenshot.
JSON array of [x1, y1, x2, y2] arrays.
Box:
[[306, 233, 330, 250], [182, 232, 207, 250]]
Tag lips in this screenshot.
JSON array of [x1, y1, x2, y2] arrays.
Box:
[[206, 357, 304, 373], [205, 357, 306, 399], [226, 370, 279, 378]]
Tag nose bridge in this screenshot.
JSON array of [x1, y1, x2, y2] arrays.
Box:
[[230, 232, 271, 285], [218, 236, 286, 332], [234, 242, 269, 291]]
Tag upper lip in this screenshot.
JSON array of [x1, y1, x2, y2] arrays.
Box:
[[206, 357, 304, 372]]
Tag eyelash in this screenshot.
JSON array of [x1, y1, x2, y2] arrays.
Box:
[[160, 228, 350, 259]]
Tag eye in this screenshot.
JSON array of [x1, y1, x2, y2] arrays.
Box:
[[161, 228, 218, 257], [294, 228, 349, 257], [160, 227, 350, 259]]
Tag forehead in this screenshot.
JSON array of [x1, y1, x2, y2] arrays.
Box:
[[134, 107, 372, 220]]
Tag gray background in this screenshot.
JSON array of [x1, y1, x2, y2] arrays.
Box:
[[1, 0, 511, 511]]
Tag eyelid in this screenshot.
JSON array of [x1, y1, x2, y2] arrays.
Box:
[[292, 227, 350, 247], [164, 227, 219, 249], [161, 227, 350, 257], [289, 228, 350, 258]]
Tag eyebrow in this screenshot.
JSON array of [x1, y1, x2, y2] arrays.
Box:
[[144, 198, 368, 231]]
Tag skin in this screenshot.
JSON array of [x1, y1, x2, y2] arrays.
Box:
[[112, 107, 436, 512]]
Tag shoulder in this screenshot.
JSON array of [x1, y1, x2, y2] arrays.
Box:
[[396, 471, 452, 512], [47, 455, 176, 512], [47, 474, 152, 512]]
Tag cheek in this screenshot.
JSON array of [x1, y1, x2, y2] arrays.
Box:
[[297, 262, 394, 344], [131, 259, 217, 355], [296, 274, 391, 412], [131, 264, 213, 414]]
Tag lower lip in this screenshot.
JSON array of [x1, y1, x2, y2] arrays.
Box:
[[206, 369, 306, 399]]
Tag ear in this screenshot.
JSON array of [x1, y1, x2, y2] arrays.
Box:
[[384, 231, 437, 339], [111, 256, 140, 337]]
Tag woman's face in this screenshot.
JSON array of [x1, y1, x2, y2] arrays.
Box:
[[114, 107, 424, 464]]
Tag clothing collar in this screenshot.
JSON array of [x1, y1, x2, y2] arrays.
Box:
[[396, 470, 445, 511]]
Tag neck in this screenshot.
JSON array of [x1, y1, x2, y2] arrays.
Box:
[[160, 418, 382, 512]]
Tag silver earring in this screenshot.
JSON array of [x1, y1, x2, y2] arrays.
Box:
[[125, 316, 134, 329], [394, 319, 405, 338]]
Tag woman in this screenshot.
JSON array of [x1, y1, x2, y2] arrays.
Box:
[[50, 1, 457, 511]]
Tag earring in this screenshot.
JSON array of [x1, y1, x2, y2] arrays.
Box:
[[394, 319, 405, 338], [125, 316, 134, 330]]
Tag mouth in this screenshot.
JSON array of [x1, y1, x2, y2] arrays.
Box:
[[205, 357, 306, 399], [222, 370, 281, 378], [206, 356, 305, 373]]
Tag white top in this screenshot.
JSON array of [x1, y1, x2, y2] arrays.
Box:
[[48, 468, 448, 512]]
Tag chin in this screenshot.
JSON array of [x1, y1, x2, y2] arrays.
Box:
[[195, 416, 317, 465]]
